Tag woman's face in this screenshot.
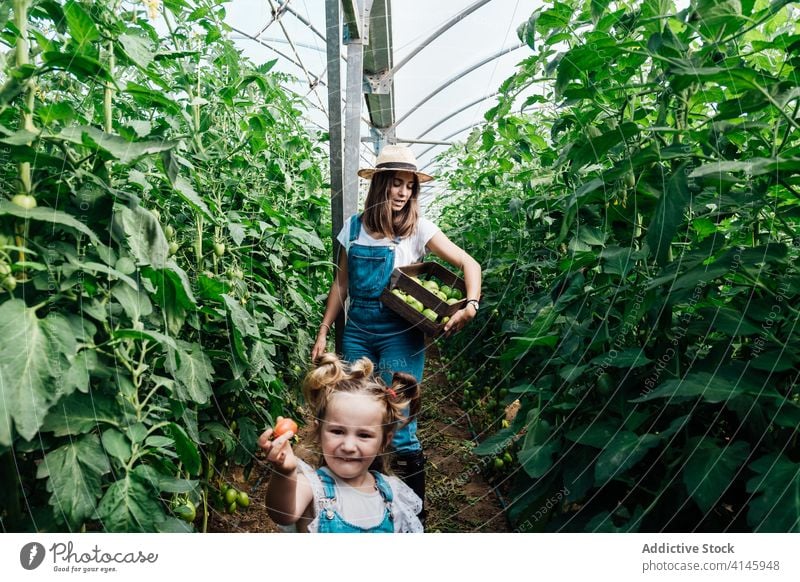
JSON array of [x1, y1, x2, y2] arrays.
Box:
[[388, 171, 416, 212]]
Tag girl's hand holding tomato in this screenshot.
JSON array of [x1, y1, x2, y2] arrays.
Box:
[[257, 416, 298, 475]]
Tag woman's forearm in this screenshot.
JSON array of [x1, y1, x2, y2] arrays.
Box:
[[462, 255, 482, 302]]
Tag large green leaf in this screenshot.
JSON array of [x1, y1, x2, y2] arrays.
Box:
[[36, 434, 110, 530], [41, 51, 112, 82], [0, 301, 77, 445], [41, 391, 124, 436], [118, 33, 155, 70], [746, 454, 800, 532], [168, 422, 201, 476], [112, 282, 153, 322], [58, 126, 175, 164], [95, 469, 166, 532], [631, 371, 767, 404], [166, 341, 214, 404], [594, 431, 661, 484], [519, 441, 560, 479], [63, 0, 99, 47], [682, 437, 750, 513], [111, 204, 169, 268], [173, 177, 213, 221], [646, 162, 691, 266], [0, 201, 102, 246]]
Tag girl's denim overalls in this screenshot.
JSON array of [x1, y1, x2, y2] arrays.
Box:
[[341, 214, 425, 454], [315, 468, 394, 533]]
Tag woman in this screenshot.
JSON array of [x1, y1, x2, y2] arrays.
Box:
[[311, 144, 482, 515]]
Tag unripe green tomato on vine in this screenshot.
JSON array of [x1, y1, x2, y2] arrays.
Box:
[[213, 242, 225, 257]]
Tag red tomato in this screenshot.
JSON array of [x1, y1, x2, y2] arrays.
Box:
[[273, 418, 298, 438]]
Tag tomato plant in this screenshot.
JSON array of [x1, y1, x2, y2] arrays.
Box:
[[0, 0, 330, 532]]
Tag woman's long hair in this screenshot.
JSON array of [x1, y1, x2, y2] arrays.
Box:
[[361, 171, 420, 240]]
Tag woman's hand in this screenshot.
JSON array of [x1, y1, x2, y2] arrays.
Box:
[[442, 304, 476, 337], [257, 417, 297, 475], [310, 329, 328, 363]]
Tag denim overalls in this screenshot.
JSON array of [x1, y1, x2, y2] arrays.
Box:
[[315, 468, 394, 533], [341, 214, 425, 454]]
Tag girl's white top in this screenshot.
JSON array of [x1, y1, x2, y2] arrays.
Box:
[[278, 459, 424, 533], [336, 215, 440, 268]]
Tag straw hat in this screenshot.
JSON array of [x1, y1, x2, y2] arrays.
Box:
[[357, 144, 434, 183]]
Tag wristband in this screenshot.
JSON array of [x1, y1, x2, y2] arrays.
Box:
[[319, 322, 331, 333]]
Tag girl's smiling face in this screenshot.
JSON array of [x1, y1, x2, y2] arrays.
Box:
[[320, 392, 387, 485], [388, 171, 416, 212]]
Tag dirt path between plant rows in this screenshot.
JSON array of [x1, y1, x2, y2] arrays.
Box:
[[209, 345, 509, 533]]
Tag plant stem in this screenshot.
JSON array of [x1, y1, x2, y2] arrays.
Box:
[[104, 40, 115, 133], [13, 0, 34, 197]]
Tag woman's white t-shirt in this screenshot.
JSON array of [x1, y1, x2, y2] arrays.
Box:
[[336, 215, 440, 268]]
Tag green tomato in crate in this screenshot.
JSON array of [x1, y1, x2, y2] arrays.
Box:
[[449, 288, 463, 300], [446, 297, 459, 305], [422, 308, 437, 322], [435, 290, 448, 302], [411, 299, 425, 313], [391, 288, 406, 300], [440, 285, 453, 298], [422, 280, 439, 292], [441, 316, 450, 324]]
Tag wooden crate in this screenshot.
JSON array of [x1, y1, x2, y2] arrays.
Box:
[[379, 262, 467, 337]]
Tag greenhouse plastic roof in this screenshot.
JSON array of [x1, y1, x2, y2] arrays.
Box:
[[227, 0, 535, 208]]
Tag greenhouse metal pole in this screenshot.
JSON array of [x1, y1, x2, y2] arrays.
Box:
[[326, 0, 345, 353], [342, 0, 367, 222]]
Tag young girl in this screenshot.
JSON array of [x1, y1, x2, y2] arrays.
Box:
[[257, 353, 424, 533], [310, 144, 482, 511]]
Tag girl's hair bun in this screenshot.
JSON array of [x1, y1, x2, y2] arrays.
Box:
[[348, 357, 374, 379]]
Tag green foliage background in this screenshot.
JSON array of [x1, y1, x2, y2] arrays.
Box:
[[0, 0, 330, 532], [438, 0, 800, 532]]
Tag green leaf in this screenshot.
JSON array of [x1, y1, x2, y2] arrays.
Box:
[[111, 283, 153, 322], [102, 428, 132, 463], [694, 0, 744, 40], [519, 441, 559, 478], [41, 51, 112, 82], [565, 422, 620, 448], [37, 434, 110, 530], [166, 341, 214, 404], [112, 328, 177, 351], [746, 454, 800, 532], [0, 301, 77, 445], [173, 177, 213, 220], [118, 33, 155, 70], [168, 422, 201, 476], [473, 428, 517, 456], [288, 226, 325, 251], [63, 0, 99, 47], [111, 204, 169, 268], [41, 391, 124, 436], [646, 162, 691, 266], [631, 372, 763, 404], [594, 432, 661, 484], [62, 350, 96, 396], [58, 125, 176, 164], [95, 470, 166, 532], [0, 201, 102, 246], [683, 438, 749, 513]]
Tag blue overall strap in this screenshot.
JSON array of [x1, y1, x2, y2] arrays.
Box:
[[348, 214, 362, 242], [372, 472, 394, 503], [316, 468, 337, 499]]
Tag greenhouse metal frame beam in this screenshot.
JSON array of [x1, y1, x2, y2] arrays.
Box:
[[392, 42, 523, 129], [326, 0, 345, 351]]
